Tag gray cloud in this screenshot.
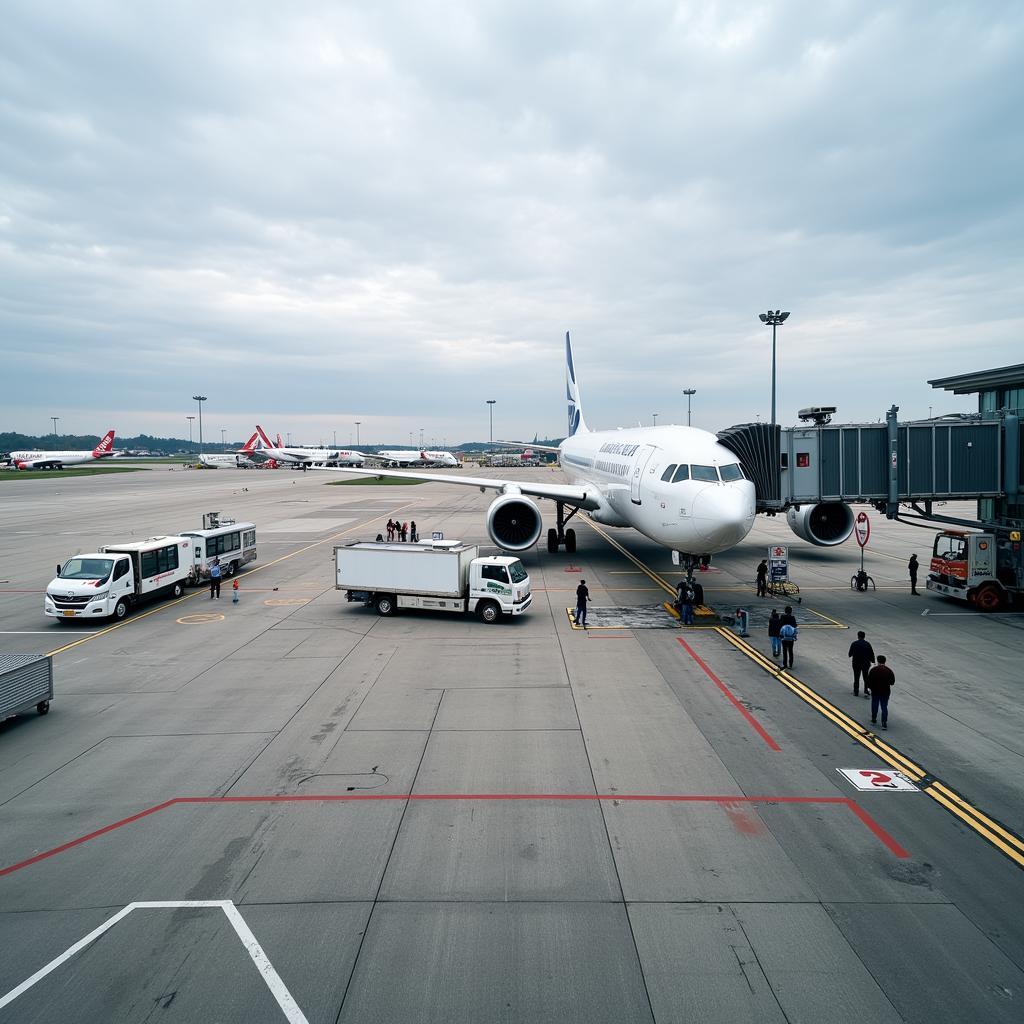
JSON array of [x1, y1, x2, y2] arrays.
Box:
[[2, 1, 1019, 441]]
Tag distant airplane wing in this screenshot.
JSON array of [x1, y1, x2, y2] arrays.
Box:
[[310, 465, 600, 510], [495, 439, 562, 453]]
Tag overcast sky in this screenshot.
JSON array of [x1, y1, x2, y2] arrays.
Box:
[[3, 1, 1022, 446]]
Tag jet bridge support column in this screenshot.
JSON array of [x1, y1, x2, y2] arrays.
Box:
[[886, 405, 900, 518]]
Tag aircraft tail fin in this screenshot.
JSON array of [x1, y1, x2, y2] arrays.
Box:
[[255, 425, 275, 449], [93, 430, 115, 457], [240, 431, 260, 453], [565, 332, 588, 436], [276, 433, 285, 448]]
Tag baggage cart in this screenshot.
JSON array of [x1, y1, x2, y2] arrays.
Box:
[[0, 653, 53, 720]]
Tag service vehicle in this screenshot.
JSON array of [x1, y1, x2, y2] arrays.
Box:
[[180, 512, 257, 582], [927, 527, 1023, 611], [45, 536, 192, 621], [335, 540, 531, 622]]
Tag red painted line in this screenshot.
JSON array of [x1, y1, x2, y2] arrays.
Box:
[[676, 637, 782, 751], [0, 793, 908, 875], [0, 800, 176, 877], [843, 798, 911, 858]]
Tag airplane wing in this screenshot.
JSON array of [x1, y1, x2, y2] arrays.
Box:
[[310, 465, 601, 510], [495, 439, 562, 454]]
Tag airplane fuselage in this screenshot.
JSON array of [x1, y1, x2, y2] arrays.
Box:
[[559, 424, 756, 555], [267, 447, 364, 466], [9, 449, 113, 470], [376, 450, 460, 467]]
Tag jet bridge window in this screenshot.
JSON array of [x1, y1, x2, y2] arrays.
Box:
[[660, 464, 677, 482], [480, 564, 510, 583], [672, 465, 690, 483], [719, 464, 743, 482], [691, 465, 719, 482]]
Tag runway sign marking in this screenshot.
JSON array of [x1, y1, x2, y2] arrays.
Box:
[[264, 598, 310, 606], [838, 769, 920, 792], [0, 900, 309, 1022], [176, 613, 225, 625]]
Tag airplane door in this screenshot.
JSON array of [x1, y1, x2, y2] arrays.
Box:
[[630, 445, 657, 505]]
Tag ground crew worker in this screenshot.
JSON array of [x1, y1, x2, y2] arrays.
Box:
[[756, 559, 768, 598], [909, 554, 920, 595], [575, 579, 590, 628], [209, 558, 221, 600]]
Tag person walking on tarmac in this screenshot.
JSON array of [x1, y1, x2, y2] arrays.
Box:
[[756, 559, 768, 598], [908, 554, 920, 595], [575, 579, 590, 628], [867, 655, 895, 728], [767, 609, 782, 658], [848, 630, 875, 697], [779, 620, 797, 668], [410, 520, 418, 543], [209, 558, 222, 600]]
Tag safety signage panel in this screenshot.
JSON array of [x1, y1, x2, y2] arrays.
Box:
[[854, 511, 871, 548], [837, 768, 919, 792], [767, 545, 788, 582]]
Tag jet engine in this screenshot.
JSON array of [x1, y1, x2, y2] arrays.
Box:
[[486, 494, 543, 551], [786, 502, 855, 547]]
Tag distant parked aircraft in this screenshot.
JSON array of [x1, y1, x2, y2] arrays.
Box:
[[9, 430, 116, 470]]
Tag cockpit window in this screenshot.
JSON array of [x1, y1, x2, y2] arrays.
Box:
[[691, 465, 719, 482], [719, 464, 743, 482], [672, 465, 690, 483], [660, 464, 677, 482]]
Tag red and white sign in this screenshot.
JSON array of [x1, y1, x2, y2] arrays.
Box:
[[854, 511, 871, 548], [837, 768, 919, 792]]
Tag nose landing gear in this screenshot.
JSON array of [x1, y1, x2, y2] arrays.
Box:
[[547, 502, 579, 553]]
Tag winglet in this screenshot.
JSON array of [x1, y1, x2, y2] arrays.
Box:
[[92, 430, 115, 457], [566, 332, 587, 436]]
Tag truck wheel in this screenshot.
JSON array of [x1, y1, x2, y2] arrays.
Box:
[[37, 701, 50, 715], [228, 561, 238, 576], [564, 529, 577, 554], [478, 600, 501, 624], [547, 528, 559, 553], [113, 599, 129, 620], [172, 581, 184, 598], [376, 595, 396, 616], [974, 583, 1005, 612]]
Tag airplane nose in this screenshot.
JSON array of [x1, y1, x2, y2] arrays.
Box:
[[692, 486, 756, 551]]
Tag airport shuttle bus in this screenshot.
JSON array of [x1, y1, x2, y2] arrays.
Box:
[[180, 515, 257, 581], [45, 537, 192, 621]]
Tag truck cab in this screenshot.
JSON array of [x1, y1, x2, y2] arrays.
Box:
[[928, 528, 1023, 611], [470, 556, 531, 619]]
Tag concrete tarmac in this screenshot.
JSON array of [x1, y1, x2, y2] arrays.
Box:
[[1, 467, 1022, 1022]]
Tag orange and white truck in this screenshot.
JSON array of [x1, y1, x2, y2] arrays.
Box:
[[927, 528, 1023, 611]]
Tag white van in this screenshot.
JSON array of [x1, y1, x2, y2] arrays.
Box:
[[180, 516, 257, 582], [45, 536, 192, 621]]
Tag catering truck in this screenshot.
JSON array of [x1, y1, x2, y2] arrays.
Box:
[[45, 536, 192, 621], [927, 527, 1023, 611], [335, 540, 531, 622]]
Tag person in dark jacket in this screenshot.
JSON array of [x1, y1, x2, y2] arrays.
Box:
[[867, 656, 895, 728], [909, 554, 920, 595], [756, 560, 768, 598], [575, 579, 590, 628], [767, 609, 782, 657], [848, 630, 875, 697], [780, 605, 797, 629], [410, 521, 418, 542], [779, 621, 797, 668]]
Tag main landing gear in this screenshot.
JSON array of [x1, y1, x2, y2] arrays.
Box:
[[547, 502, 578, 554]]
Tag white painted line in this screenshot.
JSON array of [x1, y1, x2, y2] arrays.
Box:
[[0, 631, 90, 634], [837, 768, 919, 792], [0, 901, 309, 1023]]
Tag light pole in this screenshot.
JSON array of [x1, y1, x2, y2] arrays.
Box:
[[192, 396, 207, 453], [683, 389, 696, 426], [221, 428, 226, 449], [758, 309, 790, 426], [652, 413, 658, 427], [333, 430, 337, 447], [486, 399, 496, 444], [287, 432, 291, 446], [51, 416, 59, 437], [355, 422, 361, 446], [186, 415, 195, 454], [419, 428, 424, 448]]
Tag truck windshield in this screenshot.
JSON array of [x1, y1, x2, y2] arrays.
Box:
[[508, 560, 528, 584], [60, 557, 114, 580], [934, 535, 967, 560]]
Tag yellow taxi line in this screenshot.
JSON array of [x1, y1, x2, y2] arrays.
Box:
[[44, 502, 419, 658]]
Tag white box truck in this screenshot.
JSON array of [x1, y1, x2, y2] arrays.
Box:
[[45, 536, 192, 622], [335, 540, 531, 623]]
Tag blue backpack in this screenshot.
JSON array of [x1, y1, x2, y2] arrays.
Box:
[[779, 623, 797, 642]]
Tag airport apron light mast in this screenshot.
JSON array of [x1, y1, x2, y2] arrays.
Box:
[[186, 415, 195, 454], [758, 309, 790, 425], [192, 396, 206, 454], [486, 399, 496, 444], [683, 389, 696, 427]]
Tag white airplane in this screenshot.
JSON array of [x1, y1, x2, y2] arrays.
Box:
[[251, 426, 365, 468], [199, 432, 261, 469], [309, 336, 764, 562], [9, 430, 116, 470], [371, 449, 461, 468]]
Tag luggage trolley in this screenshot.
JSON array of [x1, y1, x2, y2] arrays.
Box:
[[767, 578, 802, 603], [0, 653, 53, 720]]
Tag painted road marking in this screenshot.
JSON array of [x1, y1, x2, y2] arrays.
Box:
[[42, 501, 419, 659], [0, 793, 909, 878], [0, 901, 309, 1022], [838, 769, 920, 792], [264, 598, 310, 606], [716, 627, 1024, 870], [176, 613, 226, 624]]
